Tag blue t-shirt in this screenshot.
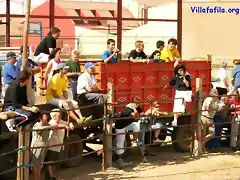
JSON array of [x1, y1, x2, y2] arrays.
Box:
[[3, 62, 17, 84], [102, 50, 118, 64], [16, 58, 39, 89]]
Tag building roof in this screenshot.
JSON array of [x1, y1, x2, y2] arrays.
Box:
[[55, 0, 139, 29]]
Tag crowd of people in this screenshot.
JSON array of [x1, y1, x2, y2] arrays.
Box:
[[1, 26, 240, 179]]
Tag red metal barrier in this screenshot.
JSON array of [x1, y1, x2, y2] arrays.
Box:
[[99, 61, 211, 112]]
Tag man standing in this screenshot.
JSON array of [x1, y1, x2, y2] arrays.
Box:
[[102, 39, 119, 64], [2, 52, 17, 99], [77, 62, 108, 104], [66, 50, 82, 100], [16, 46, 40, 105], [34, 27, 61, 63], [46, 63, 91, 124]]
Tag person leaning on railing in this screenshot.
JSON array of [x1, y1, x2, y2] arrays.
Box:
[[201, 88, 225, 151], [44, 109, 74, 180], [30, 113, 56, 180]]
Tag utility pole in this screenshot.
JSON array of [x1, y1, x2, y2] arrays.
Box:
[[17, 0, 31, 179]]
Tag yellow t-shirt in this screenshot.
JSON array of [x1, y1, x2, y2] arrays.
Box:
[[160, 47, 180, 62], [46, 74, 68, 101]]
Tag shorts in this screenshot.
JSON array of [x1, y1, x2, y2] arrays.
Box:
[[34, 53, 49, 63], [31, 144, 48, 168], [48, 97, 78, 109], [45, 150, 59, 163], [173, 90, 192, 113]]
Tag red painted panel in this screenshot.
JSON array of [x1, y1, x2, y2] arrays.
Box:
[[98, 61, 211, 113]]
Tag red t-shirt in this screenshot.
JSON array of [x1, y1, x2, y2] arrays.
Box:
[[230, 98, 240, 106]]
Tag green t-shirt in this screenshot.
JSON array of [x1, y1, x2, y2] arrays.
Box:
[[66, 60, 81, 80]]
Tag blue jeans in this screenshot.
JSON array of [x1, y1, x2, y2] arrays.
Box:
[[234, 77, 240, 91], [208, 115, 224, 149]]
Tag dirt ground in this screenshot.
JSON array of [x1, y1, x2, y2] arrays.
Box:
[[34, 96, 240, 180], [54, 146, 240, 180]]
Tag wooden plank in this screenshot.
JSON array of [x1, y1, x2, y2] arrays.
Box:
[[193, 78, 203, 157], [21, 0, 31, 179]]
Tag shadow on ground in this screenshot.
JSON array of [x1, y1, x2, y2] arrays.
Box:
[[53, 145, 240, 180]]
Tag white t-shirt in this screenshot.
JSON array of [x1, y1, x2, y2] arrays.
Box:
[[215, 68, 228, 88], [201, 97, 220, 119], [48, 59, 60, 81], [48, 119, 67, 152], [77, 71, 97, 95]]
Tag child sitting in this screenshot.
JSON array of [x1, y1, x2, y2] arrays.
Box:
[[45, 109, 74, 180], [145, 101, 168, 143]]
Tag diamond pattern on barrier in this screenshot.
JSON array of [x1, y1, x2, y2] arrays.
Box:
[[107, 78, 114, 83], [160, 94, 168, 99], [199, 74, 206, 79], [147, 76, 154, 81], [133, 76, 141, 82], [161, 75, 168, 81], [119, 77, 126, 83], [190, 74, 195, 79], [147, 95, 154, 101], [118, 97, 126, 102]]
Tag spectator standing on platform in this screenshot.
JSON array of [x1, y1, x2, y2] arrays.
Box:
[[164, 64, 192, 126], [44, 48, 62, 86], [2, 52, 17, 99], [77, 62, 108, 104], [102, 39, 119, 64], [66, 50, 82, 100], [128, 40, 148, 62], [46, 63, 92, 125], [16, 46, 40, 106], [34, 27, 61, 63], [149, 40, 165, 62], [214, 61, 229, 95]]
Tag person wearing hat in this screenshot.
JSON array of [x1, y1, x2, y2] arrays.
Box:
[[16, 46, 40, 106], [215, 61, 229, 95], [2, 52, 17, 99], [77, 62, 108, 104], [46, 63, 92, 125], [229, 59, 240, 95]]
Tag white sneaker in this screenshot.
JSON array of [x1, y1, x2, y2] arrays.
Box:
[[171, 119, 178, 127], [153, 138, 164, 143], [5, 119, 17, 132]]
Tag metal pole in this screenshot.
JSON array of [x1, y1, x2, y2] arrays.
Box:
[[49, 0, 55, 28], [117, 0, 122, 60], [177, 0, 183, 56], [6, 0, 10, 47]]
